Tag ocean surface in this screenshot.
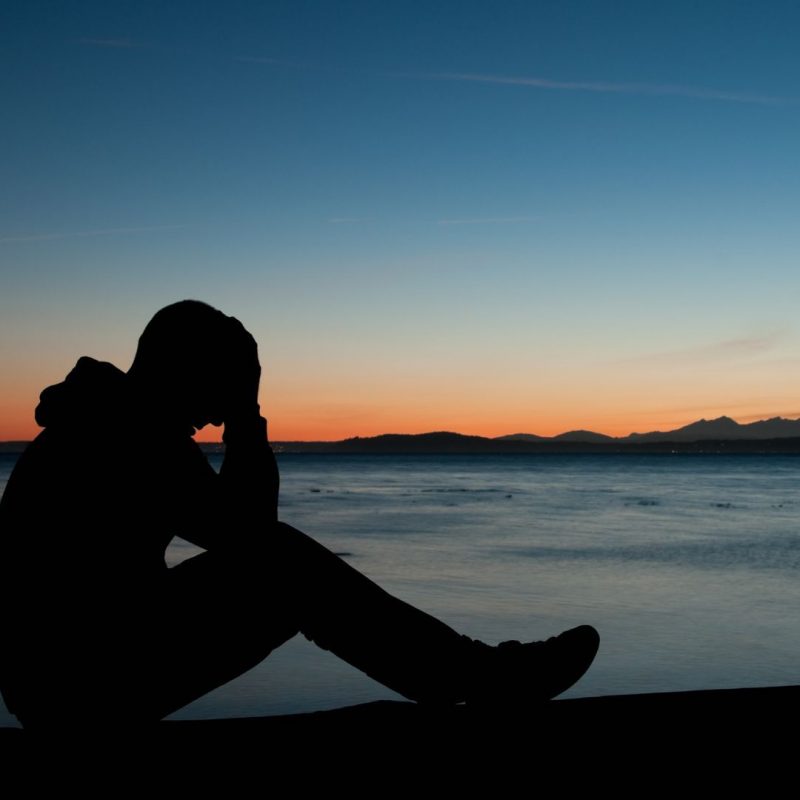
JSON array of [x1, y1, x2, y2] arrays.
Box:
[[1, 451, 799, 726]]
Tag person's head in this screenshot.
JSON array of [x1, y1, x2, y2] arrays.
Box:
[[128, 300, 258, 430]]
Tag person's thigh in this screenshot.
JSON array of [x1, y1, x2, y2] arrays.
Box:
[[9, 545, 302, 729], [132, 546, 302, 721]]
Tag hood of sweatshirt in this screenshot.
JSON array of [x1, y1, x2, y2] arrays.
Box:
[[34, 356, 129, 430]]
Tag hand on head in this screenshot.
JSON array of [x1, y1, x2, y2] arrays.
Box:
[[218, 316, 262, 425], [129, 300, 265, 433]]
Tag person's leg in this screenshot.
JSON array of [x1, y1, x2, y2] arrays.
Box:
[[7, 548, 303, 730], [155, 523, 598, 712], [262, 522, 488, 705], [127, 546, 303, 722], [139, 522, 484, 719], [46, 521, 596, 726]]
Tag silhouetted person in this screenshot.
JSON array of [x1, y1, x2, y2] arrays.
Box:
[[0, 300, 599, 730]]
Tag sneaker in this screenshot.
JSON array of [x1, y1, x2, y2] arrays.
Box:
[[466, 624, 600, 706]]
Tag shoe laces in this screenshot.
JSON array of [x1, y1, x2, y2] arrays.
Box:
[[497, 635, 558, 652]]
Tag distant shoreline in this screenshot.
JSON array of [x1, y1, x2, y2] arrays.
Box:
[[5, 433, 800, 455], [270, 434, 800, 455]]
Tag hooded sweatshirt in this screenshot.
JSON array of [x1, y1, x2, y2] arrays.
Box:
[[1, 357, 177, 586], [2, 351, 278, 582], [0, 355, 279, 723]]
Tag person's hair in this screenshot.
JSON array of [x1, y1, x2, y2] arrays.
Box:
[[129, 299, 238, 382]]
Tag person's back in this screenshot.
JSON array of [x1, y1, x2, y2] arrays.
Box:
[[0, 356, 214, 725]]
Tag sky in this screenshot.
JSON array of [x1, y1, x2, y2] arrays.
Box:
[[2, 1, 800, 441]]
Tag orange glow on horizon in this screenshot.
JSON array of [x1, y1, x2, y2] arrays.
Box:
[[0, 409, 788, 442], [4, 362, 799, 443], [4, 407, 799, 444]]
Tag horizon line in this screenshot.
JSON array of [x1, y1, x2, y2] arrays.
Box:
[[2, 412, 800, 447]]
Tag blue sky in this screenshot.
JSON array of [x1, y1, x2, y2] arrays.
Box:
[[3, 1, 800, 439]]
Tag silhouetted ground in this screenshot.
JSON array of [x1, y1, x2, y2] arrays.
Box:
[[2, 686, 797, 783]]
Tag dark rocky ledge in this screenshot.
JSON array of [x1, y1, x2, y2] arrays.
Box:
[[3, 685, 798, 748]]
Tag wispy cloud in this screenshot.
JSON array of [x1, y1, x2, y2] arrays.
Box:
[[0, 224, 189, 244], [616, 333, 784, 366], [325, 215, 535, 225], [653, 399, 786, 417], [234, 56, 283, 65], [75, 38, 147, 49], [437, 215, 538, 225], [234, 55, 314, 69], [424, 72, 793, 106]]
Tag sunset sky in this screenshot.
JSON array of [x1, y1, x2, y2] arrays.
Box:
[[3, 1, 800, 441]]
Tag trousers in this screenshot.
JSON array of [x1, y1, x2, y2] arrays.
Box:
[[4, 523, 487, 728]]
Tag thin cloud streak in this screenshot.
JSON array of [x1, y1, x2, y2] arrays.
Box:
[[324, 215, 535, 225], [234, 56, 283, 65], [234, 55, 318, 70], [649, 399, 792, 417], [427, 72, 793, 106], [75, 38, 147, 49], [0, 224, 190, 244], [437, 216, 538, 225], [615, 333, 783, 366]]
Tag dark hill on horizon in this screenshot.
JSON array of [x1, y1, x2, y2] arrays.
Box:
[[553, 430, 616, 443], [273, 415, 800, 453]]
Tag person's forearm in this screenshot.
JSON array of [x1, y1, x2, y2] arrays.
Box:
[[220, 411, 280, 525]]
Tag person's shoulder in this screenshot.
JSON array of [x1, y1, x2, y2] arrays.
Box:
[[6, 429, 58, 472], [0, 430, 64, 517]]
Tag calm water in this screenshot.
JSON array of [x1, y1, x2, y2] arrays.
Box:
[[2, 452, 799, 726]]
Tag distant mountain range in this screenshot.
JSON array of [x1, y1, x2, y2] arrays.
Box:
[[3, 416, 800, 454], [499, 416, 800, 444], [267, 416, 800, 454]]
